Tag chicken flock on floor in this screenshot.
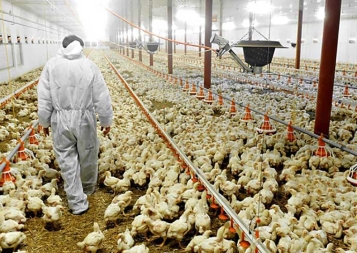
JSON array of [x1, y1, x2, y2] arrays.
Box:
[[0, 50, 357, 253]]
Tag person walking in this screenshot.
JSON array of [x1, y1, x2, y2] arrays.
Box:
[[37, 35, 113, 214]]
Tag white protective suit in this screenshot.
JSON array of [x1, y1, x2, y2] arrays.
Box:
[[37, 41, 113, 214]]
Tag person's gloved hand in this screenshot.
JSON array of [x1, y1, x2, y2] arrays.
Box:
[[101, 126, 110, 136], [43, 127, 50, 136]]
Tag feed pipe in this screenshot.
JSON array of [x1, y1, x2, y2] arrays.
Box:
[[0, 79, 39, 109], [104, 53, 269, 253], [0, 120, 39, 173], [110, 49, 357, 157]]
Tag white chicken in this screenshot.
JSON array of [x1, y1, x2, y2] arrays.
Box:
[[117, 227, 134, 252], [42, 205, 63, 225], [122, 244, 149, 253], [77, 222, 104, 253], [0, 211, 24, 232], [112, 191, 133, 216], [185, 230, 212, 252], [0, 231, 26, 252], [167, 206, 193, 248], [46, 188, 62, 207]]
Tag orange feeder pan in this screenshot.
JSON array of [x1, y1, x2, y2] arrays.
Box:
[[204, 90, 214, 104], [0, 158, 16, 187], [210, 197, 219, 209], [218, 207, 229, 220], [315, 134, 330, 157], [29, 127, 39, 145], [182, 81, 190, 92], [286, 121, 296, 142], [241, 104, 254, 122], [196, 86, 205, 100], [256, 114, 276, 134], [189, 84, 197, 95], [229, 218, 236, 233], [16, 139, 29, 161], [343, 85, 352, 97], [240, 233, 250, 248], [230, 100, 237, 116]]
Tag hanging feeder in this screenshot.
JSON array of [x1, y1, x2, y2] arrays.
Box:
[[347, 163, 357, 187], [29, 127, 39, 145], [286, 121, 296, 142], [189, 84, 197, 95], [210, 196, 219, 209], [256, 113, 276, 134], [0, 157, 16, 187], [218, 207, 229, 220], [182, 80, 190, 92], [204, 90, 214, 104], [241, 104, 254, 122], [229, 218, 236, 233], [144, 42, 160, 54], [343, 85, 352, 97], [315, 134, 333, 157], [16, 139, 29, 161], [234, 224, 250, 249], [230, 100, 237, 116], [196, 86, 205, 100]]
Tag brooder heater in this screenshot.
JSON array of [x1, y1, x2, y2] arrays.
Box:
[[211, 34, 286, 74]]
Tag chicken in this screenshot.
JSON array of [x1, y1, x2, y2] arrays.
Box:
[[77, 222, 104, 253], [24, 193, 46, 217], [143, 217, 170, 247], [0, 211, 24, 232], [103, 171, 120, 188], [42, 205, 63, 224], [185, 230, 212, 252], [112, 191, 133, 216], [104, 203, 122, 226], [0, 231, 26, 251], [117, 228, 134, 252], [46, 188, 62, 207], [167, 207, 193, 248], [40, 178, 58, 197], [130, 214, 149, 237], [122, 244, 149, 253]]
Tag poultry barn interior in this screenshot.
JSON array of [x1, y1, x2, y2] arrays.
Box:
[[1, 0, 357, 252]]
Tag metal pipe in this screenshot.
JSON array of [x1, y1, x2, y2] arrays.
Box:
[[295, 0, 303, 69], [167, 0, 173, 74], [0, 120, 39, 172], [149, 0, 153, 66], [106, 55, 269, 252], [204, 0, 213, 89], [314, 0, 342, 137]]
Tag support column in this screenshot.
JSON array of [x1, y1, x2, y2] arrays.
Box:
[[167, 0, 173, 74], [295, 0, 303, 69], [314, 0, 342, 137], [138, 0, 142, 62], [131, 0, 134, 58], [149, 0, 153, 66], [125, 0, 129, 57], [184, 21, 187, 55], [199, 0, 202, 57], [218, 0, 223, 59], [204, 0, 212, 89]]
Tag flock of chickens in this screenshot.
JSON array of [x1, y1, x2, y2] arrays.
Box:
[[0, 48, 356, 253]]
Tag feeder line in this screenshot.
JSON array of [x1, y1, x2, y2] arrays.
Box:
[[0, 120, 39, 173], [113, 48, 357, 157], [0, 79, 39, 109], [104, 52, 269, 252], [101, 4, 215, 52]]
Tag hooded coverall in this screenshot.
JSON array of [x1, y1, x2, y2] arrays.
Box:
[[37, 41, 113, 214]]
